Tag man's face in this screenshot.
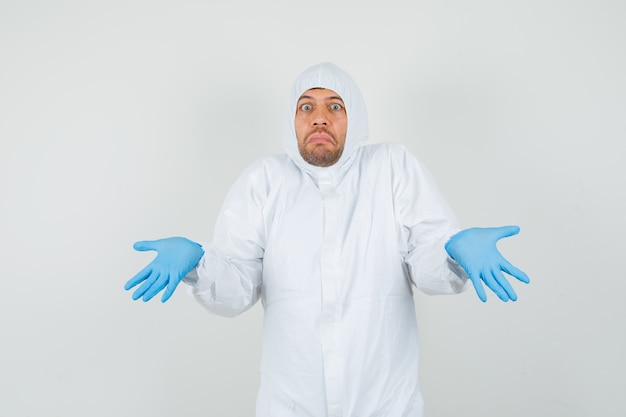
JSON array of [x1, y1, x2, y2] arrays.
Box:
[[294, 88, 347, 167]]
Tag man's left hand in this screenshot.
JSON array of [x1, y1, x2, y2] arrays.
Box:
[[445, 226, 530, 302]]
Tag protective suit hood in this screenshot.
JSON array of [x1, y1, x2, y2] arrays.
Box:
[[283, 62, 369, 180]]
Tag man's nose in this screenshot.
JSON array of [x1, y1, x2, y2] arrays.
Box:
[[312, 108, 329, 125]]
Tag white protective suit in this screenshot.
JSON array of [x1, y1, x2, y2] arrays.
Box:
[[185, 63, 469, 417]]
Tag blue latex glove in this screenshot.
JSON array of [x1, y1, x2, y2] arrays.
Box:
[[445, 226, 530, 302], [124, 237, 204, 303]]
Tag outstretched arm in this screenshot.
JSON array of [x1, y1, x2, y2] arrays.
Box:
[[445, 225, 530, 302], [124, 161, 268, 314]]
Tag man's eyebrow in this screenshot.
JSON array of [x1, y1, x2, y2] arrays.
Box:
[[297, 95, 345, 102]]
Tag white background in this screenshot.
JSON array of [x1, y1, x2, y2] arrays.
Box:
[[1, 1, 624, 416]]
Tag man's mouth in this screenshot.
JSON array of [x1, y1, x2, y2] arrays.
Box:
[[307, 131, 335, 145]]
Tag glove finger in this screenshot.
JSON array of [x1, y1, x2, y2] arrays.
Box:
[[492, 225, 520, 240], [133, 240, 160, 252], [132, 271, 160, 300], [501, 260, 530, 284], [161, 271, 182, 303], [481, 269, 509, 302], [492, 268, 517, 302], [124, 265, 152, 290], [467, 270, 488, 302], [142, 273, 169, 302]]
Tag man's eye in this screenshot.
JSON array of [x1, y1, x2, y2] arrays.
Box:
[[330, 103, 343, 111], [301, 104, 312, 111]]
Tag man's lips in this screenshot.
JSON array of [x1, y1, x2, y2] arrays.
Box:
[[306, 132, 335, 145]]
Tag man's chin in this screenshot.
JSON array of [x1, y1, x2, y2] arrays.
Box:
[[300, 147, 344, 167]]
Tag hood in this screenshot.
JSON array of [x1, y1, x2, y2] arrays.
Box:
[[283, 62, 369, 180]]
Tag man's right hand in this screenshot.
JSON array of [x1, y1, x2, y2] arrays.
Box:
[[124, 237, 204, 303]]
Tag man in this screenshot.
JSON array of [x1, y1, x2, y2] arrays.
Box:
[[125, 62, 529, 417]]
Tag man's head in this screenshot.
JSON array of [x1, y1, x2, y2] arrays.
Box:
[[284, 63, 369, 173], [294, 88, 347, 167]]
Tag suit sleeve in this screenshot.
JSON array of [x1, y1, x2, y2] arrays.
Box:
[[391, 144, 470, 295], [183, 162, 267, 317]]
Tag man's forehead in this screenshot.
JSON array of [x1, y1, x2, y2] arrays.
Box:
[[297, 88, 344, 102]]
